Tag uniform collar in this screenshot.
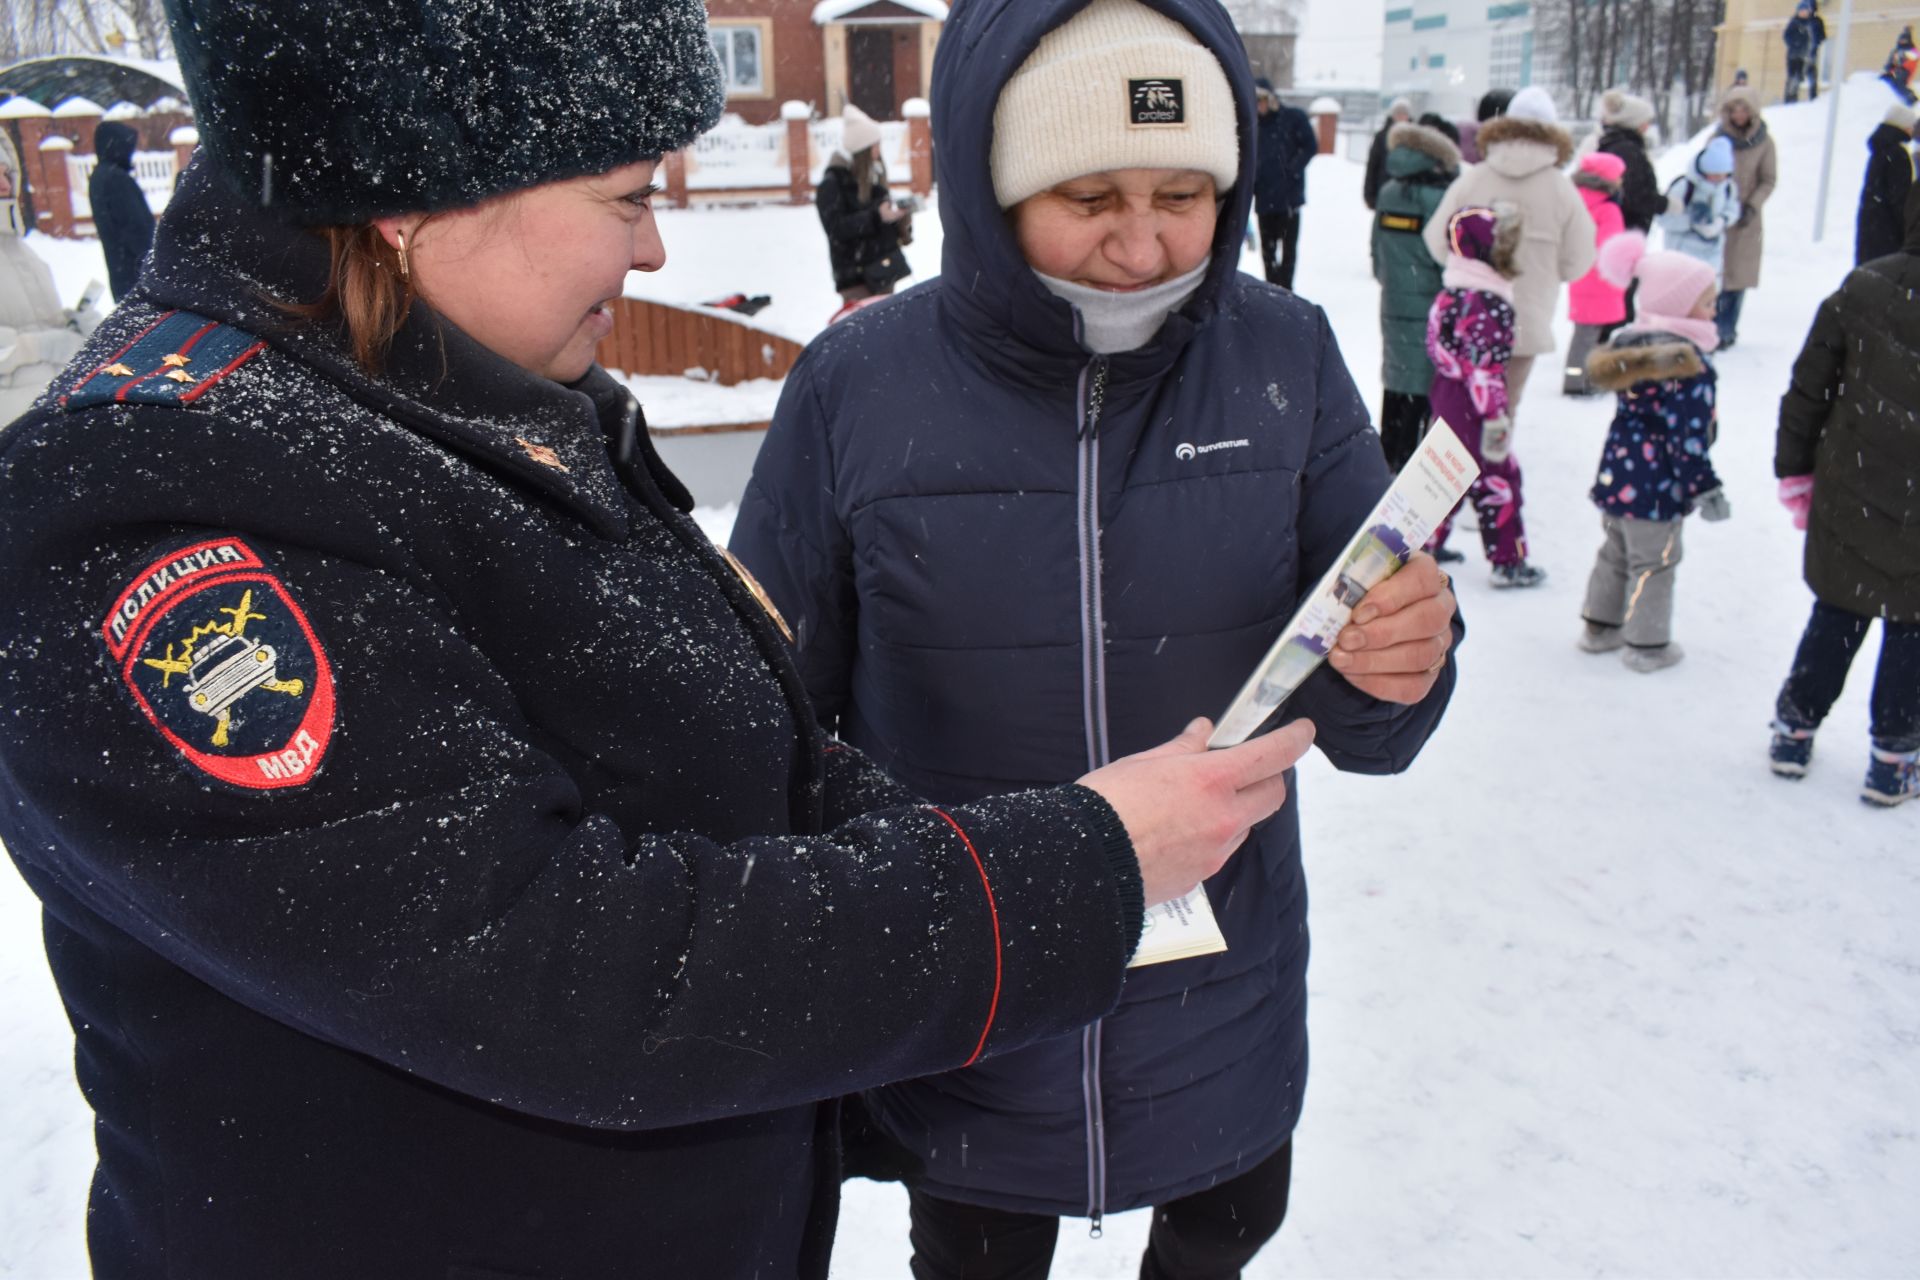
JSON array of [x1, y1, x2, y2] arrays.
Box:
[[138, 155, 633, 540]]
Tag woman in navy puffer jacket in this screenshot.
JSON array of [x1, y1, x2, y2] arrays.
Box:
[[733, 0, 1461, 1273]]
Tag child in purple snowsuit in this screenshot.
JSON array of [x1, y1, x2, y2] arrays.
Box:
[[1577, 232, 1731, 673], [1426, 203, 1544, 587]]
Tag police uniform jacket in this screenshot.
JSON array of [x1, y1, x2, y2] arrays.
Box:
[[0, 158, 1144, 1279]]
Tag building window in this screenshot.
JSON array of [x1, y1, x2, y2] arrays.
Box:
[[710, 21, 770, 98], [1413, 14, 1446, 30], [1428, 53, 1446, 67], [1486, 2, 1530, 18], [1489, 30, 1530, 85], [1385, 7, 1414, 20]]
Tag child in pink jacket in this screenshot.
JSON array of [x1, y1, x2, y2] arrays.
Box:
[[1563, 151, 1629, 395]]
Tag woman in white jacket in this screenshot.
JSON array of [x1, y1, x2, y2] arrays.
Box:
[[1424, 85, 1595, 416]]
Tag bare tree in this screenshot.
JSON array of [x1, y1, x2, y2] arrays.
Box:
[[1535, 0, 1724, 135], [2, 0, 173, 64]]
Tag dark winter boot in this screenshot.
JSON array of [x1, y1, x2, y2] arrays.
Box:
[[1490, 561, 1547, 589], [1861, 747, 1919, 807], [1769, 721, 1815, 778]]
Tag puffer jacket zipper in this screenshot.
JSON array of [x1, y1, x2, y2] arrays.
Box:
[[1073, 350, 1112, 1236]]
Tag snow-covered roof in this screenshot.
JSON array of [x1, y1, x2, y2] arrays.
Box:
[[0, 95, 52, 120], [812, 0, 949, 23], [0, 55, 186, 111], [52, 96, 104, 118]]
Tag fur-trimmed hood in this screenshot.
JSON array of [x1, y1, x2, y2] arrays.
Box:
[[1387, 121, 1462, 174], [1585, 336, 1707, 390], [1718, 87, 1769, 148], [1476, 114, 1575, 169], [1573, 168, 1620, 194]]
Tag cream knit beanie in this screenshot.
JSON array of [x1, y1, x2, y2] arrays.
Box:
[[990, 0, 1239, 210]]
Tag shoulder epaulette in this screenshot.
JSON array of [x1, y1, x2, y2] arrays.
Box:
[[64, 310, 268, 411]]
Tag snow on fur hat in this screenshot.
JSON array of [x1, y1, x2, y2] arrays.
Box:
[[843, 104, 883, 155], [1600, 88, 1656, 130], [1698, 135, 1736, 176], [1506, 85, 1558, 123], [990, 0, 1239, 210], [1446, 203, 1522, 278], [1597, 231, 1716, 316], [161, 0, 724, 225]]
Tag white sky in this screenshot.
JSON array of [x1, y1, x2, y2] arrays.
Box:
[[1296, 0, 1386, 87]]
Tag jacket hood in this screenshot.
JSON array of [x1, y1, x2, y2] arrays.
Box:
[[1476, 114, 1574, 169], [1586, 336, 1706, 391], [931, 0, 1254, 381], [94, 121, 138, 170], [1870, 121, 1912, 153], [1718, 87, 1765, 142], [1385, 121, 1461, 176]]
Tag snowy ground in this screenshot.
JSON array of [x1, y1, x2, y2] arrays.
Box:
[[5, 78, 1917, 1278]]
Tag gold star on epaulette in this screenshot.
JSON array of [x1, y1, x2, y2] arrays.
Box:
[[515, 437, 571, 472], [102, 363, 135, 377], [161, 354, 192, 368], [164, 369, 196, 384]]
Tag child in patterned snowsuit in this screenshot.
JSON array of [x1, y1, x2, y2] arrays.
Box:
[[1426, 203, 1544, 586], [1579, 232, 1732, 672]]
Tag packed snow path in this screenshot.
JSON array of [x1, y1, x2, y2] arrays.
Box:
[[3, 81, 1914, 1278]]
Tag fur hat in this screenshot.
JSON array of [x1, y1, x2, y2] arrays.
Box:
[[1887, 104, 1919, 132], [1506, 85, 1558, 123], [1446, 203, 1522, 278], [989, 0, 1238, 210], [1599, 88, 1656, 131], [843, 104, 883, 155], [1597, 231, 1716, 317], [161, 0, 724, 225]]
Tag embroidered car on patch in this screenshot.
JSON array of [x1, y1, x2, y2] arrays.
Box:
[[101, 537, 336, 790]]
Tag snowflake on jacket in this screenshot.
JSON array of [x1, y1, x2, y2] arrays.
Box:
[[1426, 284, 1514, 426], [1586, 331, 1723, 521]]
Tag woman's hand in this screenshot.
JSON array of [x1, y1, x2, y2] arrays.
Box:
[[1080, 718, 1315, 906], [877, 200, 906, 224], [1326, 552, 1456, 704]]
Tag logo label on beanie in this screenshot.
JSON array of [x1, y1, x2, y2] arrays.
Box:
[[1129, 79, 1186, 127]]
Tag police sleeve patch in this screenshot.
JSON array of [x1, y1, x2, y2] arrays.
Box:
[[101, 537, 336, 790]]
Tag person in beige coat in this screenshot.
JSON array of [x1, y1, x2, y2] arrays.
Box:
[[0, 132, 88, 423], [1425, 85, 1595, 415], [1713, 86, 1777, 348]]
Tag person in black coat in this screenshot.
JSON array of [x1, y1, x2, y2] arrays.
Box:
[[815, 102, 911, 305], [1253, 76, 1320, 289], [1594, 89, 1665, 233], [1362, 95, 1413, 210], [1771, 185, 1920, 805], [88, 120, 153, 301], [1784, 0, 1827, 102], [0, 1, 1313, 1275], [1857, 106, 1916, 264]]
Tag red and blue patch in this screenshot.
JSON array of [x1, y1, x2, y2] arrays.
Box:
[[101, 538, 335, 790], [64, 310, 266, 410]]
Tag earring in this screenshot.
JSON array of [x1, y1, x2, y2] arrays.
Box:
[[395, 228, 410, 281]]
